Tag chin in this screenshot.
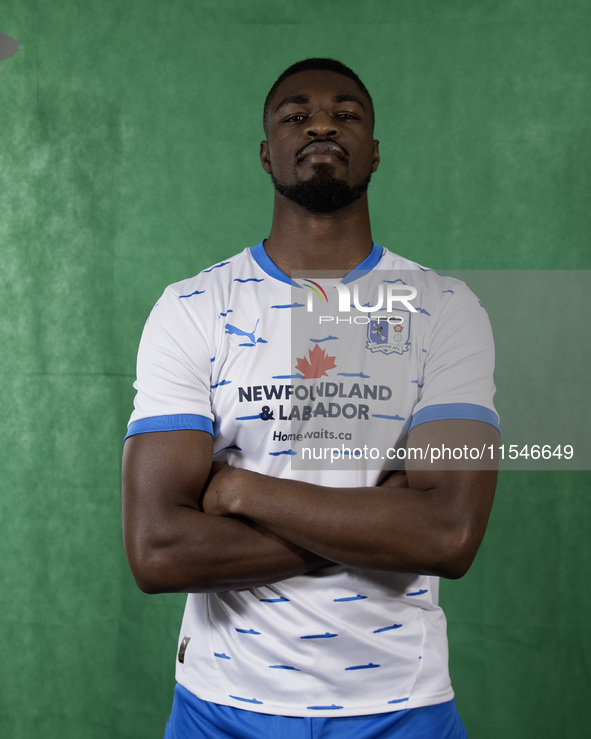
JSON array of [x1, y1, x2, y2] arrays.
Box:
[[272, 168, 371, 214]]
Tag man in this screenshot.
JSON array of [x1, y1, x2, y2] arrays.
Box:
[[122, 58, 499, 738]]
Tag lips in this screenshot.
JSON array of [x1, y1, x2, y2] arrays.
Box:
[[297, 141, 347, 161]]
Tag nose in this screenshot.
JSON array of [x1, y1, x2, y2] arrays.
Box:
[[305, 110, 337, 138]]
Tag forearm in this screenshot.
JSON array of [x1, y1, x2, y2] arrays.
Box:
[[204, 453, 496, 580], [207, 472, 451, 574], [125, 505, 333, 594]]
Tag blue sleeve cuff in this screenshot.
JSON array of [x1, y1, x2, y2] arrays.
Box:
[[410, 403, 499, 431], [125, 413, 214, 440]]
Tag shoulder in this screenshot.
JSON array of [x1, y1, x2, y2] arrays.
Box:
[[376, 246, 483, 311], [166, 247, 257, 299]]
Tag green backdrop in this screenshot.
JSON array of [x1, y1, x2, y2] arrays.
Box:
[[1, 1, 589, 737]]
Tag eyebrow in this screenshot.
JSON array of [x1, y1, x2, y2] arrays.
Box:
[[274, 94, 367, 113], [333, 94, 366, 110]]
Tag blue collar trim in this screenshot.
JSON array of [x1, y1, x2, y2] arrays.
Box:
[[250, 241, 295, 285], [249, 240, 384, 286]]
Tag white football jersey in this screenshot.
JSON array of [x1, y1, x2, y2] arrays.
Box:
[[127, 241, 498, 717]]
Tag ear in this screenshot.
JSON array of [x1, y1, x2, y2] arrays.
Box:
[[260, 141, 271, 174], [371, 140, 380, 173]]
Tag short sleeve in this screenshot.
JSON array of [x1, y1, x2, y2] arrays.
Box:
[[125, 286, 214, 439], [410, 282, 499, 431]]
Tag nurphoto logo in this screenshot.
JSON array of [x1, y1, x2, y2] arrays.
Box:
[[304, 279, 417, 325], [305, 281, 417, 313]]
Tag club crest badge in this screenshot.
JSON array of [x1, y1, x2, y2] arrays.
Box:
[[366, 311, 411, 355]]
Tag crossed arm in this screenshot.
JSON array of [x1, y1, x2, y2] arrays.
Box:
[[122, 420, 498, 594]]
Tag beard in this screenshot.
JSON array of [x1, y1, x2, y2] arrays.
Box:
[[271, 163, 372, 214]]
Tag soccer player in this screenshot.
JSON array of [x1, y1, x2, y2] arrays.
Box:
[[122, 58, 499, 738]]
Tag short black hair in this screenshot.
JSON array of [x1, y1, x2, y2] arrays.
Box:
[[263, 58, 374, 135]]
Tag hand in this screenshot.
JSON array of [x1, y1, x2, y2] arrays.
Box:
[[379, 470, 409, 489], [200, 461, 238, 516]]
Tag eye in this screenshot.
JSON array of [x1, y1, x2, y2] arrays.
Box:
[[283, 113, 307, 123], [335, 112, 358, 120]]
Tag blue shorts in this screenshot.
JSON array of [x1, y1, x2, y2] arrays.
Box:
[[163, 684, 468, 738]]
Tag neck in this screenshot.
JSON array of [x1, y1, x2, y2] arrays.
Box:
[[263, 192, 374, 276]]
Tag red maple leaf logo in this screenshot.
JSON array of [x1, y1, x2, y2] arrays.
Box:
[[295, 344, 337, 379]]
